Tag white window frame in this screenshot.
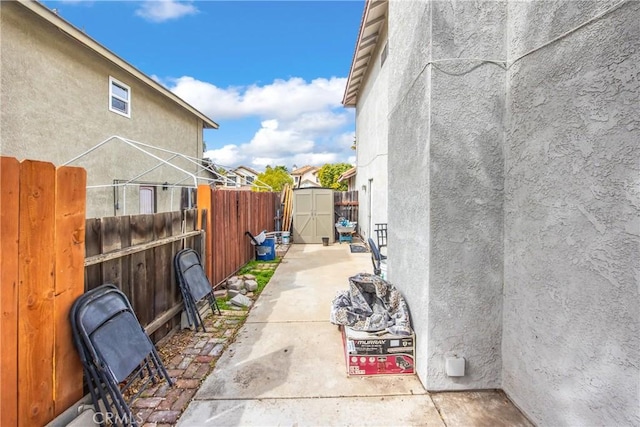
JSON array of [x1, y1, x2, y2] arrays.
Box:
[[109, 76, 131, 118]]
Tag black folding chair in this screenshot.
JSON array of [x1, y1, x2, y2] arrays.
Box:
[[367, 237, 387, 277], [174, 248, 221, 332], [70, 284, 173, 426]]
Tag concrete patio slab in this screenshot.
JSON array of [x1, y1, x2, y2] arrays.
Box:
[[194, 321, 425, 400], [178, 395, 445, 427], [178, 243, 531, 426], [248, 245, 371, 323], [430, 391, 534, 427]]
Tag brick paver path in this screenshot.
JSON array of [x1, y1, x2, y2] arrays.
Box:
[[132, 311, 246, 426]]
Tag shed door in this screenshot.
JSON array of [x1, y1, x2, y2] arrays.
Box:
[[293, 189, 314, 243], [313, 190, 334, 241], [292, 189, 334, 244]]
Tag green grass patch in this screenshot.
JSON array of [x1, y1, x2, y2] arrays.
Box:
[[216, 258, 281, 310]]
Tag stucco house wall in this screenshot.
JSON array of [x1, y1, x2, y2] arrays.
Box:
[[0, 2, 214, 219], [354, 20, 389, 240], [369, 0, 638, 425], [388, 0, 505, 390], [502, 2, 640, 425]]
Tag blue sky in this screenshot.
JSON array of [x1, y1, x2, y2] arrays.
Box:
[[45, 0, 363, 171]]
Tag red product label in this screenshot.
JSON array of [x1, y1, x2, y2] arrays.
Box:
[[346, 354, 415, 375]]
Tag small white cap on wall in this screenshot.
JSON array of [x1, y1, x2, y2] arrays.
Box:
[[446, 356, 465, 377]]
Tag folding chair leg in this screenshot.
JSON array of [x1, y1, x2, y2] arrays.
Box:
[[208, 294, 222, 316]]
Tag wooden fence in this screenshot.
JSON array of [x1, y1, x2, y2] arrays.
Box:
[[84, 209, 203, 343], [1, 158, 86, 426], [1, 156, 280, 426], [198, 186, 280, 286], [334, 190, 359, 237]]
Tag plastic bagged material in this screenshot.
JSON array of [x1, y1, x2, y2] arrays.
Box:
[[330, 273, 412, 336]]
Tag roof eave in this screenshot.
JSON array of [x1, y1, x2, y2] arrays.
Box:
[[342, 0, 388, 108]]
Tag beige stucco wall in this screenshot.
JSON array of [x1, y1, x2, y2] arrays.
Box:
[[0, 2, 206, 218]]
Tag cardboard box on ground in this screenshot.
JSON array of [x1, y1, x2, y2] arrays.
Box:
[[341, 326, 415, 376]]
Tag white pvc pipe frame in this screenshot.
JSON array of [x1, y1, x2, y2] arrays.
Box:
[[62, 135, 273, 215]]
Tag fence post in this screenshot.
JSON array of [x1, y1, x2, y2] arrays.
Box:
[[1, 157, 20, 426], [197, 184, 213, 281], [53, 166, 86, 417], [18, 160, 56, 426]]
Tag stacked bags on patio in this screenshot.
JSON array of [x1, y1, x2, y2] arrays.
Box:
[[330, 273, 412, 336]]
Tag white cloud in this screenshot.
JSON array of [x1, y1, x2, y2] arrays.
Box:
[[135, 0, 198, 23], [204, 144, 246, 166], [334, 131, 356, 150], [170, 76, 355, 171], [169, 76, 347, 121]]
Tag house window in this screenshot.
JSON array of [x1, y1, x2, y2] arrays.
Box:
[[245, 176, 254, 185], [109, 76, 131, 118], [227, 175, 237, 186]]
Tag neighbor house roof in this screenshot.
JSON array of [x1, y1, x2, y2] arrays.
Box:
[[342, 0, 388, 107], [337, 167, 356, 183], [234, 166, 260, 176], [291, 166, 320, 176], [18, 0, 219, 129]]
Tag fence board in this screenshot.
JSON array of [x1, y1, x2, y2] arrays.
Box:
[[119, 216, 132, 299], [53, 166, 86, 416], [84, 219, 101, 290], [197, 185, 213, 279], [100, 216, 124, 291], [130, 214, 154, 327], [1, 157, 20, 426], [170, 212, 185, 331], [152, 212, 172, 341], [18, 160, 56, 426]]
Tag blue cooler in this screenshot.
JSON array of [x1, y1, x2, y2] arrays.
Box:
[[256, 237, 276, 261]]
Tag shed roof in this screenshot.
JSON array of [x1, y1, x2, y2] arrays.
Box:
[[342, 0, 388, 107], [17, 0, 219, 129]]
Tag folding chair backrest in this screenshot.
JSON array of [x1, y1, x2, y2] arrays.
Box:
[[367, 238, 382, 276], [91, 311, 153, 382], [76, 288, 153, 382], [79, 291, 129, 336], [176, 249, 213, 302]]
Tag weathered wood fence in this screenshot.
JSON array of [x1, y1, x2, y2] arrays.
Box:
[[83, 187, 279, 341], [334, 190, 359, 237], [84, 209, 203, 343], [1, 158, 86, 426], [198, 186, 280, 286]]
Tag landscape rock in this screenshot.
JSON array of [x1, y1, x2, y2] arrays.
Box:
[[214, 289, 228, 299], [227, 279, 244, 291], [230, 294, 252, 308], [228, 289, 240, 298], [245, 279, 258, 292], [240, 288, 247, 295], [243, 274, 256, 280]]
